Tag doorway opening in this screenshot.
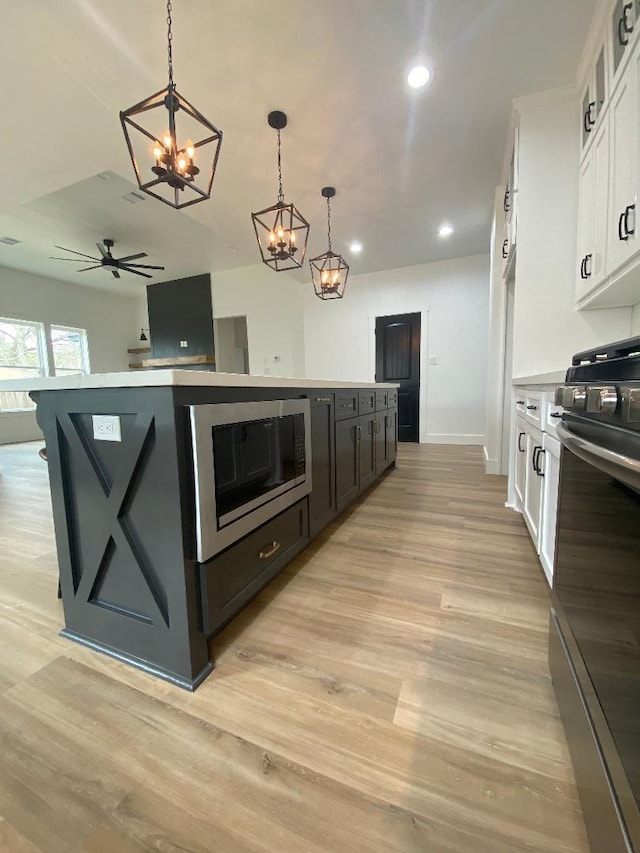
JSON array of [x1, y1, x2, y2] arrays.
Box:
[[213, 316, 249, 374]]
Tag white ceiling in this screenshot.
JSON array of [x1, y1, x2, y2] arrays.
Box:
[[0, 0, 596, 294]]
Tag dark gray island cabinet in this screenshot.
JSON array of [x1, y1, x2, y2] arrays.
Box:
[[26, 371, 398, 690]]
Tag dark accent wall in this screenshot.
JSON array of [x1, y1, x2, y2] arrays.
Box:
[[147, 274, 215, 360]]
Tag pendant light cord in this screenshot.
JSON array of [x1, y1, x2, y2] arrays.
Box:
[[276, 129, 284, 203], [167, 0, 174, 86], [327, 196, 332, 252]]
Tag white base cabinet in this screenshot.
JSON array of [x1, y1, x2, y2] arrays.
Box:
[[510, 387, 563, 587]]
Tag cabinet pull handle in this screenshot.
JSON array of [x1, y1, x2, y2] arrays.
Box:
[[621, 3, 634, 41], [624, 203, 636, 237], [502, 239, 508, 259], [580, 257, 587, 279], [618, 14, 630, 45], [550, 412, 562, 419], [259, 540, 281, 560], [517, 431, 525, 453], [516, 399, 525, 404], [584, 253, 592, 277], [341, 402, 354, 408], [583, 102, 596, 133], [532, 445, 542, 473], [314, 396, 331, 403], [503, 189, 510, 212], [537, 448, 546, 478], [527, 405, 537, 410], [619, 211, 628, 241], [354, 424, 361, 443]]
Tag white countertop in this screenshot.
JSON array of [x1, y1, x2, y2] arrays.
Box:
[[0, 370, 398, 393], [512, 370, 566, 386]]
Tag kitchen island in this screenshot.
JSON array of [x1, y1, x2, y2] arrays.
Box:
[[3, 371, 398, 690]]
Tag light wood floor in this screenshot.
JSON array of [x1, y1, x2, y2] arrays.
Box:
[[0, 442, 589, 852]]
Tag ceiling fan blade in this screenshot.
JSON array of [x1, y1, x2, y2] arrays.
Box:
[[76, 265, 103, 272], [120, 266, 152, 278], [54, 245, 100, 261], [125, 263, 165, 270], [116, 252, 147, 263], [96, 243, 109, 259], [50, 256, 90, 261], [112, 270, 121, 279]]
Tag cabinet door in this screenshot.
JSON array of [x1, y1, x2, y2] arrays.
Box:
[[335, 417, 360, 511], [539, 435, 561, 588], [523, 427, 544, 548], [308, 395, 337, 537], [576, 121, 609, 301], [608, 50, 638, 275], [514, 419, 527, 508], [386, 409, 397, 468], [359, 413, 376, 492]]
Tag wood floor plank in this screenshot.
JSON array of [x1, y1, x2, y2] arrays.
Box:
[[0, 441, 590, 852]]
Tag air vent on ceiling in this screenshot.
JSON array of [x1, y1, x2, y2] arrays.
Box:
[[0, 236, 21, 246], [122, 191, 146, 204]]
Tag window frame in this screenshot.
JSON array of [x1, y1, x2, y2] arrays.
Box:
[[49, 323, 91, 377]]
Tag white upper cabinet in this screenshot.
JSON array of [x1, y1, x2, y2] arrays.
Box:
[[576, 0, 640, 308], [576, 119, 610, 301], [608, 47, 639, 274]]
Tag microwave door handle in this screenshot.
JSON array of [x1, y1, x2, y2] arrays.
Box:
[[557, 422, 640, 491]]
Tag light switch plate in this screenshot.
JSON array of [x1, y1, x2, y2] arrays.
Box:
[[429, 356, 440, 366], [92, 415, 122, 442], [180, 340, 188, 348]]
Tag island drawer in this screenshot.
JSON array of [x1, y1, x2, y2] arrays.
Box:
[[359, 391, 376, 413], [200, 500, 309, 636], [375, 390, 388, 411], [335, 391, 359, 420]]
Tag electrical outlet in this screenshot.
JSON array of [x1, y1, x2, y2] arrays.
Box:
[[92, 415, 122, 442], [180, 340, 188, 348]]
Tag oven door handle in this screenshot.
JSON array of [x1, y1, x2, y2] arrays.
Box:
[[557, 422, 640, 491]]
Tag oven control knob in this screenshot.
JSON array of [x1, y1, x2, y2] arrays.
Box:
[[562, 386, 587, 410], [586, 385, 618, 414]]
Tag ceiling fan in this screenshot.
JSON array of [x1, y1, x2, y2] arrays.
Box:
[[50, 238, 165, 279]]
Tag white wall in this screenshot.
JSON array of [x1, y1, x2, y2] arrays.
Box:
[[632, 303, 640, 335], [511, 88, 631, 379], [303, 254, 490, 444], [210, 264, 305, 379], [0, 266, 146, 443]]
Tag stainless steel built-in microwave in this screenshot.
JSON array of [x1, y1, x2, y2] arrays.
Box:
[[188, 399, 312, 563]]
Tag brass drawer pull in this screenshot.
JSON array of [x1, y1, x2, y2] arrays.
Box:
[[340, 402, 354, 408], [314, 396, 331, 403], [259, 540, 281, 560]]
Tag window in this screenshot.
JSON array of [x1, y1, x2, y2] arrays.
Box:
[[51, 325, 90, 377], [0, 319, 90, 412], [0, 318, 46, 411]]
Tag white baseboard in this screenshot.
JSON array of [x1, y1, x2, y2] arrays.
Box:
[[422, 434, 484, 446], [483, 446, 503, 475]]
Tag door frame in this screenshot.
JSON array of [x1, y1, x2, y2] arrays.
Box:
[[369, 308, 428, 443]]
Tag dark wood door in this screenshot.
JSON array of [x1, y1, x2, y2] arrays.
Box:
[[335, 417, 360, 511], [308, 394, 337, 537], [375, 313, 420, 442]]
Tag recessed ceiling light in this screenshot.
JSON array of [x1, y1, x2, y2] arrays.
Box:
[[438, 224, 454, 238], [349, 241, 363, 253], [407, 66, 432, 89]]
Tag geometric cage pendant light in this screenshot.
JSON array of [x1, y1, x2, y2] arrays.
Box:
[[309, 187, 350, 300], [119, 0, 223, 210], [251, 111, 310, 272]]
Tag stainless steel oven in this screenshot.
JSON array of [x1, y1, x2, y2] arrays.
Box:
[[189, 399, 312, 562], [550, 336, 640, 853]]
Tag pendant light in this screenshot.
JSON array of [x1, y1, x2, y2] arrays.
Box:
[[119, 0, 223, 210], [251, 111, 310, 272], [309, 187, 349, 300]]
